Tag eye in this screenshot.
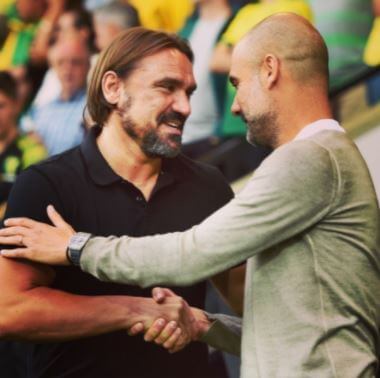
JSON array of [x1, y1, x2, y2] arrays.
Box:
[[161, 83, 176, 92]]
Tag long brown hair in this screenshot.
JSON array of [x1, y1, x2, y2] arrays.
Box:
[[87, 27, 193, 126]]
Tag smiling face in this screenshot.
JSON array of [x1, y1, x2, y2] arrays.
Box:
[[114, 48, 196, 158], [229, 42, 279, 149]]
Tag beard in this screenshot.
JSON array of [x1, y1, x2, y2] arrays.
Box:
[[117, 96, 185, 158], [244, 110, 279, 149], [124, 117, 182, 158]]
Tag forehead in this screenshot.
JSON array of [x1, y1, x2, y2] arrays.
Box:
[[230, 42, 251, 80], [129, 49, 195, 86]]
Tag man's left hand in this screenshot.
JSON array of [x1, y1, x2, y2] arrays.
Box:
[[0, 205, 75, 265]]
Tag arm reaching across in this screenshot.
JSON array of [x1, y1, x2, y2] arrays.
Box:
[[0, 141, 336, 288]]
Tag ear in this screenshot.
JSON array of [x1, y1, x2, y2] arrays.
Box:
[[261, 54, 280, 89], [101, 71, 122, 105]]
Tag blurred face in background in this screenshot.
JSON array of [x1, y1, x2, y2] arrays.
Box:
[[53, 11, 92, 45], [49, 39, 90, 100], [93, 16, 123, 51], [0, 91, 17, 140]]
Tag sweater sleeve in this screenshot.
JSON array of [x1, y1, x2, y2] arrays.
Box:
[[80, 140, 338, 286], [200, 313, 242, 356]]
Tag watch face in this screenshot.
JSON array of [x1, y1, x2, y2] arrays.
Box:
[[68, 233, 92, 266], [70, 233, 92, 250]]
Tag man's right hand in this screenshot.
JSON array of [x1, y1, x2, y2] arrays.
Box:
[[128, 288, 211, 353]]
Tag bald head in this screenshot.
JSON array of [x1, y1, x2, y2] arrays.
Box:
[[235, 13, 329, 86]]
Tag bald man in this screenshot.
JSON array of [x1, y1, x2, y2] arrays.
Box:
[[1, 13, 379, 377]]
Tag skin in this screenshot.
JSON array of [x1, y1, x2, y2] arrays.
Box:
[[48, 38, 90, 101], [1, 13, 333, 350], [0, 46, 245, 351], [0, 48, 203, 349], [97, 48, 196, 199], [93, 15, 124, 51]]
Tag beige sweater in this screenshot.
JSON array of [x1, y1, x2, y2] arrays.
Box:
[[81, 131, 380, 377]]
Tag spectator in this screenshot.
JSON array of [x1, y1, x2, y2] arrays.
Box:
[[21, 36, 90, 155], [179, 0, 235, 155], [33, 7, 95, 108], [92, 1, 140, 51], [0, 71, 46, 217], [129, 0, 194, 32], [0, 0, 65, 69]]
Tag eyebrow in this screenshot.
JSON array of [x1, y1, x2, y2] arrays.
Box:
[[153, 78, 197, 95]]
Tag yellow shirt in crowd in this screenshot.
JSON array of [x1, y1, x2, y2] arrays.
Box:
[[129, 0, 193, 32], [221, 0, 313, 46]]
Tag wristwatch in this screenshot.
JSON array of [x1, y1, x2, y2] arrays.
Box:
[[66, 232, 92, 266]]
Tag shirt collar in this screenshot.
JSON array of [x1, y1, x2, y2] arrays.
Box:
[[293, 119, 345, 141], [80, 126, 177, 188]]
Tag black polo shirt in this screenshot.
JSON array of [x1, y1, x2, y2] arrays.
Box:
[[3, 126, 233, 378]]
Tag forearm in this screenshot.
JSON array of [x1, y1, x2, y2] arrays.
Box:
[[80, 142, 335, 288], [0, 288, 151, 341]]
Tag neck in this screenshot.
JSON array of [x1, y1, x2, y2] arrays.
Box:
[[60, 87, 83, 102], [97, 118, 162, 199], [275, 89, 333, 148], [199, 0, 231, 20], [0, 127, 18, 154]]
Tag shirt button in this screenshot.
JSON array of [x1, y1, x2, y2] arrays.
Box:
[[136, 196, 143, 202]]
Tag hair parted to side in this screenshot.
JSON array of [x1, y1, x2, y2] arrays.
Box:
[[87, 27, 193, 127]]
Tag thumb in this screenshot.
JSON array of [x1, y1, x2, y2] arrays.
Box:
[[47, 205, 74, 231], [152, 287, 176, 303]]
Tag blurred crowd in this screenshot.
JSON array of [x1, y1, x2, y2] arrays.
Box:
[[0, 0, 379, 211]]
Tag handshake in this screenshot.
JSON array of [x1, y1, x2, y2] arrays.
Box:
[[127, 287, 211, 353]]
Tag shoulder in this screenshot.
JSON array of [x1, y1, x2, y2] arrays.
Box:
[[252, 138, 337, 190], [29, 146, 83, 179]]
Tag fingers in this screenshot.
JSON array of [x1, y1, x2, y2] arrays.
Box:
[[144, 318, 167, 342], [0, 235, 24, 247], [128, 322, 144, 336], [0, 225, 29, 237], [163, 327, 182, 350], [0, 247, 31, 259], [153, 321, 178, 345], [47, 205, 74, 231], [3, 218, 36, 228], [152, 287, 176, 303]]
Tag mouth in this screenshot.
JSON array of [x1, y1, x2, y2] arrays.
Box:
[[157, 112, 186, 134]]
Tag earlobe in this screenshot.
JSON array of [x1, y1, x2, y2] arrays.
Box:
[[102, 71, 121, 105], [262, 54, 279, 89]]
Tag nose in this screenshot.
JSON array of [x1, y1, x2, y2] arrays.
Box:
[[172, 92, 191, 118], [231, 95, 241, 116]]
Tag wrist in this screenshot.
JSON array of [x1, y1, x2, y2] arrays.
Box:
[[66, 232, 92, 266], [191, 307, 211, 340]]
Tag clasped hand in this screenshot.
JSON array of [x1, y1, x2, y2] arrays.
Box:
[[129, 287, 204, 354]]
